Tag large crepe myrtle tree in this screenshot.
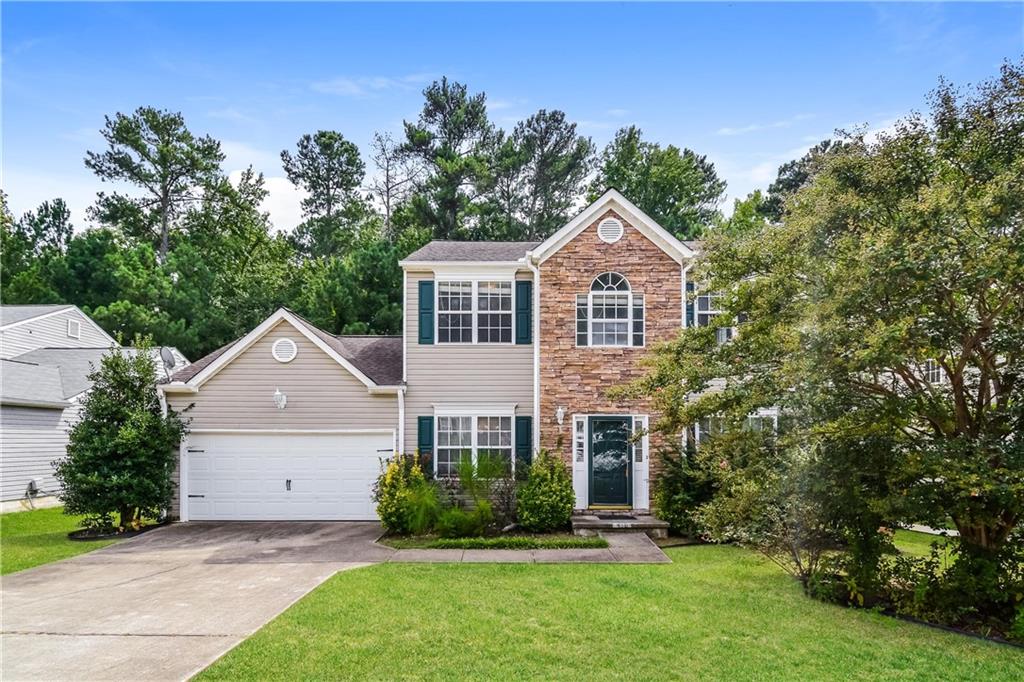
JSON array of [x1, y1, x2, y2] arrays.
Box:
[[627, 61, 1024, 609], [55, 339, 188, 530]]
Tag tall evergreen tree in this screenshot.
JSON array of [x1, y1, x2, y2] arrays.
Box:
[[589, 126, 725, 239], [85, 107, 224, 262], [401, 78, 494, 239]]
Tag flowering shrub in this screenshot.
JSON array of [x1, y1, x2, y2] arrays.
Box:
[[372, 454, 440, 535], [517, 450, 575, 532]]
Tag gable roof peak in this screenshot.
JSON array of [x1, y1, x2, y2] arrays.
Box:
[[528, 189, 695, 265]]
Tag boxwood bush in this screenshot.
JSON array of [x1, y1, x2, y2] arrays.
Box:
[[517, 449, 575, 532]]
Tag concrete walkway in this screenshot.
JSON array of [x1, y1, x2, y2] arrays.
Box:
[[387, 531, 670, 564], [1, 522, 391, 681]]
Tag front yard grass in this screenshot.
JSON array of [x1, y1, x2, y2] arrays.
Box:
[[893, 528, 953, 558], [198, 544, 1023, 680], [380, 534, 608, 550], [0, 506, 117, 575]]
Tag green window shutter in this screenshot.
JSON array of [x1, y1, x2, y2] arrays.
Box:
[[515, 416, 532, 467], [515, 280, 532, 344], [418, 280, 434, 344], [685, 281, 696, 328], [417, 416, 434, 465]]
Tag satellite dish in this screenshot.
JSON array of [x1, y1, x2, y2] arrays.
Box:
[[159, 347, 177, 370]]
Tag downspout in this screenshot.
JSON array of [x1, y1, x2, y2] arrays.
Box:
[[681, 261, 693, 329], [525, 254, 541, 452], [397, 383, 406, 454]]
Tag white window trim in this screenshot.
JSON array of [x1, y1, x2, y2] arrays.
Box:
[[433, 410, 516, 478], [435, 278, 516, 345], [577, 291, 644, 348], [695, 289, 735, 343], [66, 318, 81, 339]]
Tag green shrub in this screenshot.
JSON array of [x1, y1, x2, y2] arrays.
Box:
[[517, 450, 575, 532], [436, 502, 493, 538], [54, 340, 187, 531], [372, 455, 440, 535], [652, 444, 712, 537]]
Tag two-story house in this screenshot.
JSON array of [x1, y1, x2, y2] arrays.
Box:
[[160, 189, 701, 522], [0, 304, 189, 509]]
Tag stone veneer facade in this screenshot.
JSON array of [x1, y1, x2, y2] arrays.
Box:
[[538, 208, 687, 495]]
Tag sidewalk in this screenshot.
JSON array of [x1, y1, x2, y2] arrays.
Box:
[[385, 532, 670, 564]]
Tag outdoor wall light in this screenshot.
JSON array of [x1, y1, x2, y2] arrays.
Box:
[[555, 406, 566, 425], [273, 388, 287, 410]]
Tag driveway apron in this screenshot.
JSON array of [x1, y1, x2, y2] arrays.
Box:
[[1, 522, 393, 681]]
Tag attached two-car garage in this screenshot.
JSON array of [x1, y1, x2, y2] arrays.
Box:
[[184, 432, 392, 521], [161, 310, 403, 523]]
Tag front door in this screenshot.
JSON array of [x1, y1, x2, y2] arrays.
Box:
[[588, 417, 631, 506]]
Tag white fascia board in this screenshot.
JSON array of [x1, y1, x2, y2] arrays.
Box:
[[158, 383, 199, 394], [530, 189, 695, 265], [0, 306, 74, 330], [185, 308, 378, 390], [399, 260, 526, 272], [367, 385, 402, 395], [432, 402, 518, 416], [0, 397, 70, 409]]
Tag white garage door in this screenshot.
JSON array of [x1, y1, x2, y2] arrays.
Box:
[[185, 432, 392, 521]]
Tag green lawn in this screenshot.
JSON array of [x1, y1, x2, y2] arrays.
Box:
[[0, 506, 117, 575], [199, 545, 1022, 680], [893, 529, 954, 559]]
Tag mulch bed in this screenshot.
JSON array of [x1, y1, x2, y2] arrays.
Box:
[[68, 522, 166, 542]]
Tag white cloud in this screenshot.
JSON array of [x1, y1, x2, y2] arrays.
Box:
[[606, 108, 630, 118], [221, 140, 281, 173], [228, 171, 306, 234], [3, 166, 101, 232], [716, 113, 814, 137], [311, 73, 434, 97]]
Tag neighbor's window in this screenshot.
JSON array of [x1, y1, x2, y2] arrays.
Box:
[[924, 359, 944, 384], [576, 272, 644, 347], [66, 319, 81, 339], [437, 280, 512, 344], [696, 416, 726, 445], [696, 290, 733, 344], [436, 415, 513, 477]]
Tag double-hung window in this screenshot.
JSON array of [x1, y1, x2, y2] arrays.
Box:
[[696, 290, 734, 344], [435, 415, 513, 477], [923, 359, 944, 384], [437, 280, 512, 343], [576, 272, 644, 347]]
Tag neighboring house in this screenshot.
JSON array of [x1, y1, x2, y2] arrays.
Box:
[[161, 189, 712, 522], [0, 305, 188, 509]]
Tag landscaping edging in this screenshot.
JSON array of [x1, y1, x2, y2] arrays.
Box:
[[68, 522, 166, 542]]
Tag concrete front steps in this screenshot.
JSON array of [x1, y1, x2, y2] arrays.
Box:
[[571, 511, 669, 539]]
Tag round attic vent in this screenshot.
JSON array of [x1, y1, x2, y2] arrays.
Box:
[[272, 338, 298, 363], [597, 218, 624, 243]]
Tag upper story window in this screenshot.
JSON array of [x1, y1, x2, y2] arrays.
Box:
[[576, 272, 644, 347], [66, 319, 81, 339], [437, 280, 512, 344], [695, 290, 734, 344], [924, 359, 944, 384]]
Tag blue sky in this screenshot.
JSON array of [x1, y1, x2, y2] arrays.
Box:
[[4, 2, 1022, 231]]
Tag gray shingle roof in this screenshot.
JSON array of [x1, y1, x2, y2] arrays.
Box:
[[167, 316, 403, 387], [402, 241, 540, 263], [0, 304, 73, 327], [13, 347, 189, 398], [683, 239, 704, 253], [0, 359, 68, 408]]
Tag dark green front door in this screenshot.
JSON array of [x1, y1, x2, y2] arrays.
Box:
[[589, 417, 631, 506]]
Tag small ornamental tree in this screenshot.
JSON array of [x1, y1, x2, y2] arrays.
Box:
[[54, 339, 187, 530]]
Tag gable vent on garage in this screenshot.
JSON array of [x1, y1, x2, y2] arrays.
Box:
[[272, 338, 298, 363], [597, 217, 624, 244]]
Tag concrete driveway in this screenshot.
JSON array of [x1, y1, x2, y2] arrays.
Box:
[[1, 522, 394, 681]]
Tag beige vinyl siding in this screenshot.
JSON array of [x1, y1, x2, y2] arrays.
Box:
[[165, 320, 398, 432], [1, 309, 114, 359], [0, 405, 77, 501], [403, 270, 534, 454]]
